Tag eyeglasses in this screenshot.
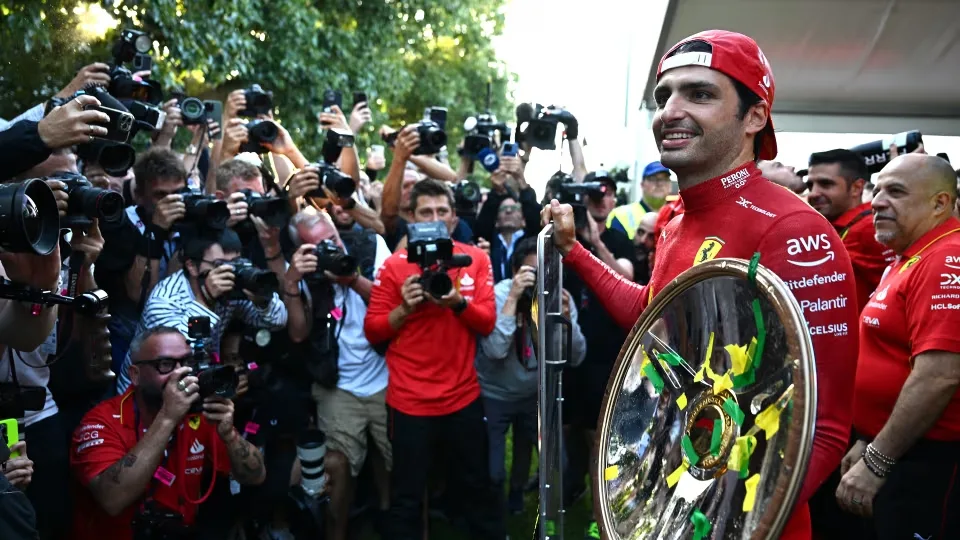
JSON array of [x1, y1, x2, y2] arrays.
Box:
[[134, 354, 192, 374], [499, 204, 521, 214]]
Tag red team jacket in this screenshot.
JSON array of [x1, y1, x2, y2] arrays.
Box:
[[70, 390, 231, 540], [564, 162, 859, 539], [364, 240, 496, 416]]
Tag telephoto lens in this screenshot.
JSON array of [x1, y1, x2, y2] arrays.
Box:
[[297, 430, 327, 497], [0, 179, 60, 255]]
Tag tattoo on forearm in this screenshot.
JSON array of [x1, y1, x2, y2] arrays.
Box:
[[104, 453, 138, 484], [227, 437, 265, 483]]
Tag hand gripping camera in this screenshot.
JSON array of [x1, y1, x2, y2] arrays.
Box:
[[555, 174, 608, 230], [305, 129, 357, 202], [226, 258, 279, 301], [177, 188, 230, 231], [406, 222, 473, 298], [186, 316, 239, 407], [516, 103, 578, 150], [52, 172, 126, 229], [308, 240, 357, 283]]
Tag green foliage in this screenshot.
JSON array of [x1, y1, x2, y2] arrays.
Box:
[[0, 0, 516, 168]]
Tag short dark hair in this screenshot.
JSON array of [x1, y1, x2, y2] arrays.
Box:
[[133, 147, 186, 192], [182, 228, 243, 262], [808, 149, 869, 185], [667, 40, 764, 160], [510, 237, 539, 273], [129, 326, 184, 363], [408, 178, 454, 213], [216, 158, 261, 192]]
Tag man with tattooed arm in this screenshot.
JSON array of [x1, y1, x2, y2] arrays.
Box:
[[68, 326, 266, 540]]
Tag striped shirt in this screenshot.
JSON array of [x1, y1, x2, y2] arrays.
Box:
[[115, 269, 287, 393]]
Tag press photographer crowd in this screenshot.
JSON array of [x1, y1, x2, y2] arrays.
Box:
[[1, 23, 959, 540]]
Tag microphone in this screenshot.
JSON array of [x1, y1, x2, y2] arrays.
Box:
[[449, 254, 473, 268]]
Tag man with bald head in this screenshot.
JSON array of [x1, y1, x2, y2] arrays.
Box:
[[837, 154, 960, 538]]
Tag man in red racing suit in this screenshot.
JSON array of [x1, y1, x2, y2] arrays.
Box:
[[542, 30, 858, 540]]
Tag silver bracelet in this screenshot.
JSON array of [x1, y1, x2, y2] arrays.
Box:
[[866, 443, 896, 467]]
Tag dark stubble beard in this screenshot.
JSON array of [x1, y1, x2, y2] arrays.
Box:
[[137, 381, 165, 412]]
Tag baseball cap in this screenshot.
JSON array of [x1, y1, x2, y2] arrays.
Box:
[[584, 169, 617, 188], [642, 161, 670, 178], [657, 30, 778, 160]]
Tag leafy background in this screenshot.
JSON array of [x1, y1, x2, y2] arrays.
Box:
[[0, 0, 516, 170]]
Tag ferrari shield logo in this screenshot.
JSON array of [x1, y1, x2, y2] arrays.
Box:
[[899, 256, 920, 274], [694, 237, 725, 265]]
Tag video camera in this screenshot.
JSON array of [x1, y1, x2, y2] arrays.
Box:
[[305, 129, 356, 201], [52, 172, 125, 229], [177, 188, 230, 231], [406, 221, 473, 298], [186, 316, 239, 405], [850, 130, 924, 175], [463, 113, 510, 160], [452, 179, 482, 217], [555, 175, 608, 230], [226, 258, 279, 300], [516, 103, 578, 150], [238, 84, 273, 118]]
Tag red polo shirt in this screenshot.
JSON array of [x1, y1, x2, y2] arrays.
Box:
[[854, 218, 960, 441], [832, 202, 895, 312], [364, 241, 496, 416], [70, 390, 230, 540], [564, 162, 859, 540]]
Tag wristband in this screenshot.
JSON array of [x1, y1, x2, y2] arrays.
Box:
[[452, 298, 468, 315]]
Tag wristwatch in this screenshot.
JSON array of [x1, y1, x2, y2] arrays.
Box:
[[452, 298, 468, 315]]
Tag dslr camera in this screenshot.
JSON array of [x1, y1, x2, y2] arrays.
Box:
[[555, 175, 608, 230], [108, 29, 165, 132], [307, 240, 357, 283], [516, 103, 577, 151], [240, 119, 279, 154], [305, 129, 357, 201], [177, 188, 230, 230], [381, 121, 447, 156], [226, 258, 279, 301], [186, 316, 239, 405], [406, 221, 473, 298], [452, 179, 482, 218], [849, 130, 924, 174], [241, 189, 289, 228], [179, 98, 223, 139], [238, 84, 274, 118], [54, 172, 126, 229]]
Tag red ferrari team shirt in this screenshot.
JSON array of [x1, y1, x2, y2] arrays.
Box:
[[70, 390, 231, 540], [854, 218, 960, 441], [832, 202, 895, 312], [564, 162, 859, 538], [364, 241, 496, 416]]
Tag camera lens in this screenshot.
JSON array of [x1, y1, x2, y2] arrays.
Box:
[[72, 184, 124, 224], [98, 143, 136, 176], [0, 179, 60, 255], [74, 290, 108, 316], [297, 430, 327, 497], [248, 120, 278, 143], [180, 97, 205, 121], [422, 271, 453, 298], [134, 34, 152, 53]]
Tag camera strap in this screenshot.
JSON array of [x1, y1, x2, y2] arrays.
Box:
[[838, 209, 874, 240]]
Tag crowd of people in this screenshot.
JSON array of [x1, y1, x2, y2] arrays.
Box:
[[0, 22, 959, 540]]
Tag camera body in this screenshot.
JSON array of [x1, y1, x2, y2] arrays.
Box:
[[238, 84, 273, 117], [463, 113, 509, 159], [242, 189, 289, 228], [310, 240, 357, 282], [131, 502, 188, 540], [57, 172, 125, 229], [226, 258, 279, 301], [556, 178, 607, 230], [850, 130, 924, 175], [180, 98, 223, 136], [414, 121, 447, 155], [178, 188, 229, 231], [240, 119, 278, 154], [186, 316, 239, 404], [452, 180, 481, 217], [517, 104, 576, 150], [407, 222, 473, 298]]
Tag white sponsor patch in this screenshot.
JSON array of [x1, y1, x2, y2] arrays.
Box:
[[945, 256, 960, 270], [941, 274, 960, 288], [785, 271, 847, 290], [76, 439, 104, 453], [720, 168, 750, 189], [932, 303, 960, 310], [801, 295, 848, 313], [862, 316, 880, 327], [809, 322, 849, 336], [787, 234, 835, 267]]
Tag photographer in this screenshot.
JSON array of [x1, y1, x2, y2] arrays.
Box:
[[364, 179, 503, 539], [477, 237, 585, 514], [473, 153, 541, 282], [96, 148, 193, 365], [287, 209, 392, 540], [380, 127, 471, 250], [69, 326, 266, 540], [115, 228, 287, 393]]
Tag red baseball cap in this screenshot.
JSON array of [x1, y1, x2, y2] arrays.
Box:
[[657, 30, 778, 160]]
